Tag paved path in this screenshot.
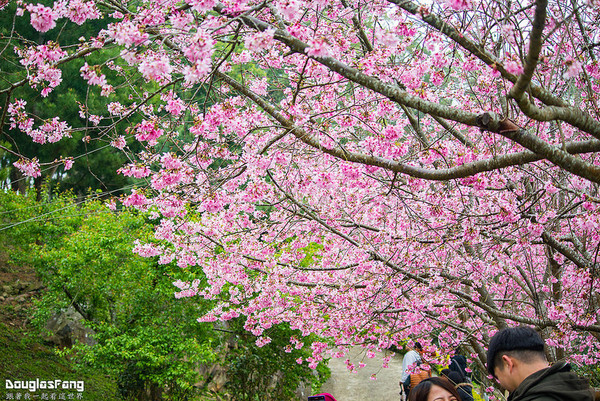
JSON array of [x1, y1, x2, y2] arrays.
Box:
[[319, 348, 404, 401]]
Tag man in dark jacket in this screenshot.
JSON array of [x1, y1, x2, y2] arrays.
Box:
[[486, 326, 594, 401]]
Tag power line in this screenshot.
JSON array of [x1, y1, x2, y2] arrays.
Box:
[[7, 143, 118, 187], [0, 183, 140, 231]]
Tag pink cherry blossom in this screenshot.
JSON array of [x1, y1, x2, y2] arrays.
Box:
[[109, 20, 149, 48], [14, 158, 41, 178], [26, 3, 57, 32], [119, 164, 151, 178], [80, 63, 107, 87], [305, 38, 332, 58], [276, 0, 301, 21], [138, 54, 172, 82], [123, 191, 149, 208], [446, 0, 472, 10], [245, 29, 275, 52], [564, 59, 582, 79], [63, 158, 74, 170], [169, 11, 194, 31], [134, 119, 164, 144], [64, 0, 101, 24], [505, 60, 524, 75], [110, 136, 127, 149], [186, 0, 215, 12]]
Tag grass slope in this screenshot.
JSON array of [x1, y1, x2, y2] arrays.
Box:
[[0, 254, 122, 400]]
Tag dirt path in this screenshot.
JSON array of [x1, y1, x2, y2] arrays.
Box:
[[319, 348, 404, 401]]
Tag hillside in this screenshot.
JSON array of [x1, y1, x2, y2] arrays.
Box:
[[0, 255, 122, 400]]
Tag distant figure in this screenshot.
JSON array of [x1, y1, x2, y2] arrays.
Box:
[[408, 377, 460, 401], [400, 342, 424, 399], [487, 326, 594, 401], [445, 370, 474, 401], [449, 348, 469, 380]]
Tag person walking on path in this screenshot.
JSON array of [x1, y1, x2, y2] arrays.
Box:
[[449, 347, 470, 380], [400, 342, 425, 400], [486, 326, 595, 401]]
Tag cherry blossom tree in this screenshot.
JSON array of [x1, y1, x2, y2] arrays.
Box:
[[2, 0, 600, 389]]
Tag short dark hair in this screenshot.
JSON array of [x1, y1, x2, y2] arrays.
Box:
[[408, 377, 461, 401], [414, 342, 423, 351], [486, 326, 546, 376], [446, 370, 467, 385]]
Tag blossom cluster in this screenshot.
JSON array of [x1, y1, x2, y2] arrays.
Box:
[[16, 42, 67, 97], [24, 0, 100, 32], [8, 100, 71, 144]]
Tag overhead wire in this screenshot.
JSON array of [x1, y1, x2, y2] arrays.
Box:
[[7, 143, 117, 187], [0, 183, 140, 232]]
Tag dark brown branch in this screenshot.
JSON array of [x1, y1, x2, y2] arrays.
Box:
[[497, 127, 600, 184], [541, 232, 589, 270], [401, 105, 430, 147], [0, 79, 27, 95], [431, 115, 475, 148], [340, 0, 374, 54], [570, 0, 596, 62]]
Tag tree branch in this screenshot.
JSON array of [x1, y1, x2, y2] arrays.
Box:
[[541, 231, 590, 270], [219, 71, 600, 182], [509, 0, 547, 100], [340, 0, 374, 54], [387, 0, 567, 109], [496, 127, 600, 184]]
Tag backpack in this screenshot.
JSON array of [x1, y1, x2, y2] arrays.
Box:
[[409, 365, 431, 388]]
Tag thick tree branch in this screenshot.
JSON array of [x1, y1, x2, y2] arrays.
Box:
[[497, 128, 600, 184], [219, 70, 600, 182], [431, 115, 475, 148], [541, 231, 590, 270], [387, 0, 568, 109]]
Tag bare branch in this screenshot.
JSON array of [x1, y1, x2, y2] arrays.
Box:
[[509, 0, 547, 100]]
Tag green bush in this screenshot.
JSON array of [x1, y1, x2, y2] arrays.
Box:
[[1, 189, 330, 401]]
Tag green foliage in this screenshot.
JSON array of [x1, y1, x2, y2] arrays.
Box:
[[0, 189, 330, 400], [24, 196, 214, 400], [0, 322, 121, 400], [223, 319, 330, 401], [298, 242, 324, 267]]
